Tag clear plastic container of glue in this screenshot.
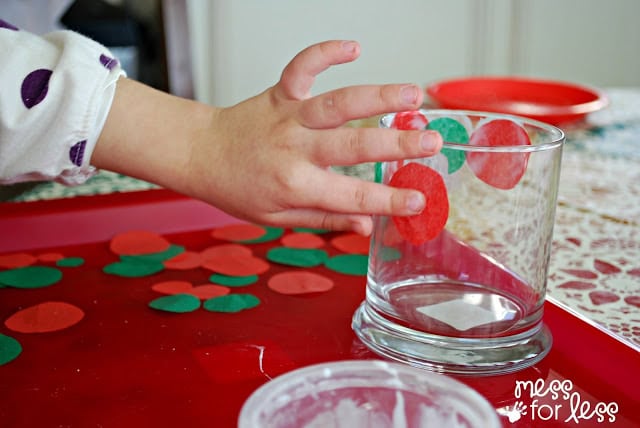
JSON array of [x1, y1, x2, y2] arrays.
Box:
[[238, 360, 500, 428]]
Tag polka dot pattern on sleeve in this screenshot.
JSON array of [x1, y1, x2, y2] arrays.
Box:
[[99, 54, 119, 71], [21, 69, 52, 109], [0, 19, 19, 31], [69, 140, 87, 167], [0, 29, 126, 185]]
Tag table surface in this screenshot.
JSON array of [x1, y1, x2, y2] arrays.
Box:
[[1, 88, 639, 427]]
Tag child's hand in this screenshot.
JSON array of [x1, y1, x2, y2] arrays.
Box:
[[95, 40, 442, 236], [187, 40, 442, 235]]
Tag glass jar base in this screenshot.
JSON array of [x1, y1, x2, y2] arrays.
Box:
[[352, 301, 552, 376]]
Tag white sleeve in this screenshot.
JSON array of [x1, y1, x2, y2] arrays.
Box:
[[0, 19, 125, 186]]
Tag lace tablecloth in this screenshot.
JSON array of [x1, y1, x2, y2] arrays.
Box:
[[547, 88, 640, 349]]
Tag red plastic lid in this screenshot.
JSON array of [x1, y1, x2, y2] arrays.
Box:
[[426, 76, 608, 125]]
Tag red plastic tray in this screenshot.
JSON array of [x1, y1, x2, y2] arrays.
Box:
[[1, 190, 638, 427], [426, 77, 609, 125]]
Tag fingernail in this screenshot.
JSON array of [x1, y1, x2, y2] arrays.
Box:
[[400, 85, 419, 105], [421, 132, 439, 152], [407, 191, 425, 213], [342, 41, 357, 54], [351, 219, 371, 237]]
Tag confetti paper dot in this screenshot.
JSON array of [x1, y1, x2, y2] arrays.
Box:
[[202, 255, 270, 276], [330, 233, 370, 255], [37, 253, 65, 263], [5, 301, 84, 333], [268, 271, 334, 295], [209, 273, 258, 287], [203, 294, 261, 313], [0, 266, 62, 288], [151, 280, 194, 295], [0, 252, 37, 268], [56, 257, 84, 268], [109, 230, 171, 256], [149, 294, 201, 313], [391, 110, 428, 130], [241, 226, 284, 244], [380, 246, 402, 262], [467, 119, 531, 190], [281, 233, 325, 249], [374, 162, 383, 184], [200, 244, 252, 261], [211, 224, 266, 241], [188, 285, 230, 300], [292, 227, 329, 234], [103, 260, 164, 277], [151, 282, 231, 300], [163, 251, 203, 270], [266, 247, 329, 268], [0, 334, 22, 366], [324, 254, 368, 276], [427, 117, 469, 174], [120, 245, 185, 264], [389, 162, 449, 244]]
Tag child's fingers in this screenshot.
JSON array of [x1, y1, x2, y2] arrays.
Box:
[[289, 171, 426, 218], [298, 84, 423, 129], [308, 128, 442, 166], [277, 40, 361, 100]]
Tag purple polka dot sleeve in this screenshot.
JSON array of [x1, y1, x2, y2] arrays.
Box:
[[0, 21, 125, 185]]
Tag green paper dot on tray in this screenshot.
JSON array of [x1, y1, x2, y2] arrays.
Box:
[[203, 294, 260, 313], [427, 117, 469, 174], [0, 266, 62, 288], [103, 260, 164, 277], [56, 257, 84, 267], [325, 254, 368, 276], [241, 226, 284, 244], [0, 333, 22, 366], [209, 273, 258, 287], [149, 293, 201, 313], [292, 227, 330, 234], [266, 247, 328, 267], [120, 244, 185, 264]]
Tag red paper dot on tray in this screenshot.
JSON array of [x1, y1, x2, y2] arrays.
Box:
[[391, 110, 428, 130], [37, 252, 65, 263], [211, 224, 266, 242], [151, 280, 194, 295], [280, 232, 325, 249], [0, 252, 37, 268], [188, 284, 230, 300], [389, 162, 449, 245], [202, 254, 270, 276], [467, 119, 531, 190], [109, 230, 171, 256], [200, 244, 252, 262], [4, 301, 84, 333], [163, 251, 203, 270], [330, 233, 370, 255], [268, 271, 335, 295]]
